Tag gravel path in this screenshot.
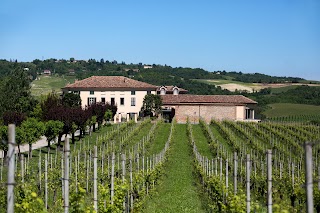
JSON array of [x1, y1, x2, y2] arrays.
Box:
[[0, 130, 80, 158]]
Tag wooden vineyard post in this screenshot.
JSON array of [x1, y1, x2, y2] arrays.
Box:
[[246, 154, 250, 213], [45, 154, 48, 209], [267, 150, 272, 213], [7, 124, 16, 213], [305, 142, 313, 213], [111, 152, 115, 205], [93, 146, 98, 212], [64, 137, 70, 213], [234, 152, 238, 194]]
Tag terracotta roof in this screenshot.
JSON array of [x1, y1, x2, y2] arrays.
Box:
[[157, 86, 188, 93], [162, 95, 257, 104], [63, 76, 157, 89]]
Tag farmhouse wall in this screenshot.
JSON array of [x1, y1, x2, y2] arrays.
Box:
[[173, 104, 237, 124]]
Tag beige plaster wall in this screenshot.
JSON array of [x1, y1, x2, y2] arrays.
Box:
[[236, 106, 246, 120], [79, 90, 156, 114]]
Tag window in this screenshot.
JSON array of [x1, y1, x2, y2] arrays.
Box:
[[101, 97, 105, 103], [90, 91, 94, 95], [120, 98, 124, 106], [131, 91, 136, 95], [88, 97, 96, 105], [111, 98, 115, 106], [147, 91, 151, 95], [131, 97, 136, 106]]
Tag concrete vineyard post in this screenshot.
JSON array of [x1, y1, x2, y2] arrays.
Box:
[[64, 137, 70, 213], [130, 155, 133, 211], [234, 152, 238, 194], [45, 154, 48, 209], [246, 154, 250, 213], [305, 142, 313, 213], [111, 152, 115, 205], [21, 155, 24, 183], [39, 150, 41, 190], [7, 124, 15, 213], [93, 146, 98, 212], [267, 150, 272, 213], [226, 159, 228, 197]]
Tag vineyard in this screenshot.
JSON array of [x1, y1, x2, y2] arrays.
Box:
[[1, 118, 320, 212]]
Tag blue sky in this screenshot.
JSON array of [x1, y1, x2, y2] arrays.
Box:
[[1, 0, 319, 80]]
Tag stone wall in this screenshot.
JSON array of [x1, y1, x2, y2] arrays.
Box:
[[173, 104, 238, 123]]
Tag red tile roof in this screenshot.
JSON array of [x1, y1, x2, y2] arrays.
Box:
[[63, 76, 157, 90], [162, 95, 257, 104], [157, 86, 188, 93]]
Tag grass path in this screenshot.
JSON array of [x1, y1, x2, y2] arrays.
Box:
[[192, 124, 214, 158], [142, 124, 207, 213]]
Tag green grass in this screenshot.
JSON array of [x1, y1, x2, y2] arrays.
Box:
[[142, 124, 207, 213], [209, 124, 233, 153], [192, 124, 214, 158], [31, 75, 76, 97], [263, 103, 320, 118], [147, 123, 171, 156]]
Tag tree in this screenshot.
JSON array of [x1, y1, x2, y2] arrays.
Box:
[[0, 68, 37, 115], [41, 92, 61, 121], [72, 107, 91, 139], [88, 102, 117, 130], [104, 109, 113, 122], [44, 120, 64, 152], [62, 93, 81, 108], [20, 118, 45, 158], [140, 94, 162, 117], [2, 111, 26, 126]]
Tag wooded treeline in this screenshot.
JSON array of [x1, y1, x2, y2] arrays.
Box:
[[1, 58, 320, 122]]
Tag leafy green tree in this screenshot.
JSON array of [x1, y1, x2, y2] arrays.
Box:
[[0, 68, 37, 115], [29, 102, 43, 120], [20, 118, 45, 158], [140, 94, 162, 117], [62, 93, 81, 107], [104, 109, 113, 122], [44, 120, 64, 151]]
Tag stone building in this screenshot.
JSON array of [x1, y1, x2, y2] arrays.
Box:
[[161, 94, 257, 123]]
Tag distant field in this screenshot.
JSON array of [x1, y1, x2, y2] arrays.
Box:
[[31, 75, 76, 97], [263, 103, 320, 118], [195, 79, 320, 93]]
